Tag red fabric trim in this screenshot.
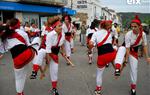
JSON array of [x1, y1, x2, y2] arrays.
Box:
[[13, 48, 35, 69], [40, 35, 46, 49], [65, 35, 71, 42], [130, 51, 138, 59], [40, 28, 53, 49], [67, 24, 71, 32], [131, 84, 136, 89], [17, 92, 24, 95], [96, 86, 102, 91], [131, 31, 143, 47], [49, 53, 58, 63], [65, 23, 72, 42], [97, 50, 116, 68], [115, 63, 121, 69], [97, 30, 110, 47], [9, 32, 27, 45], [48, 32, 62, 63], [52, 21, 61, 28], [45, 26, 53, 31], [52, 81, 57, 89], [33, 64, 40, 72]]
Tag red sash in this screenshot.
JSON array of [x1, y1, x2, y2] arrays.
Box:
[[40, 35, 47, 49], [65, 24, 72, 42], [9, 32, 27, 45], [9, 32, 35, 69], [96, 30, 116, 68], [49, 32, 62, 63], [97, 30, 110, 47], [130, 31, 143, 59], [131, 30, 143, 47], [45, 26, 53, 32], [40, 27, 53, 49], [67, 24, 71, 33], [13, 47, 35, 69]]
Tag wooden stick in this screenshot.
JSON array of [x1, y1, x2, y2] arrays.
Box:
[[60, 52, 75, 67]]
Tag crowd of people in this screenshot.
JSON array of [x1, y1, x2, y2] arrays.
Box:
[[0, 15, 150, 95]]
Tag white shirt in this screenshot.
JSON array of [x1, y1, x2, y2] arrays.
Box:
[[62, 23, 74, 33], [111, 26, 118, 39], [91, 29, 112, 46], [6, 29, 30, 50], [125, 30, 147, 48], [41, 27, 53, 37], [46, 30, 65, 53], [86, 28, 96, 37]]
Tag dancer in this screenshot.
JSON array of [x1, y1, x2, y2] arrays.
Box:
[[0, 18, 39, 95], [88, 20, 126, 95], [124, 15, 150, 95]]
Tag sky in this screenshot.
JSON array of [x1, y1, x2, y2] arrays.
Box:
[[100, 0, 150, 13]]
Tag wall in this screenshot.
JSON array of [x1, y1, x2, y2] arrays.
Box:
[[66, 0, 101, 26]]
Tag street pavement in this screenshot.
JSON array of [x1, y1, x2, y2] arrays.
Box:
[[0, 33, 150, 95]]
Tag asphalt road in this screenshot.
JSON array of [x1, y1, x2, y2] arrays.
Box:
[[0, 33, 150, 95]]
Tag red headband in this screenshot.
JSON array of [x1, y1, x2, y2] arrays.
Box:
[[10, 20, 20, 30], [52, 21, 61, 28], [131, 15, 141, 26], [131, 19, 141, 26]]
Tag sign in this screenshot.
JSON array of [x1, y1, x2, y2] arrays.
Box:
[[127, 0, 141, 4], [76, 0, 87, 9]]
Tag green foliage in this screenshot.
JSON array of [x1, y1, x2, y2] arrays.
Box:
[[118, 13, 150, 28], [143, 17, 150, 25]]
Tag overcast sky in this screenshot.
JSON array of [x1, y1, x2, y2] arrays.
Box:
[[100, 0, 150, 13]]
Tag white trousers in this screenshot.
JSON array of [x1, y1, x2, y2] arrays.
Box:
[[49, 59, 58, 82], [129, 55, 138, 85], [64, 40, 71, 57], [96, 46, 126, 88], [14, 65, 28, 93], [32, 48, 46, 66], [31, 37, 41, 51], [70, 38, 74, 49], [96, 67, 105, 87], [114, 46, 126, 66]]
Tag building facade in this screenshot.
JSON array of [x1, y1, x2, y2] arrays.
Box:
[[66, 0, 102, 26], [0, 0, 76, 28]]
